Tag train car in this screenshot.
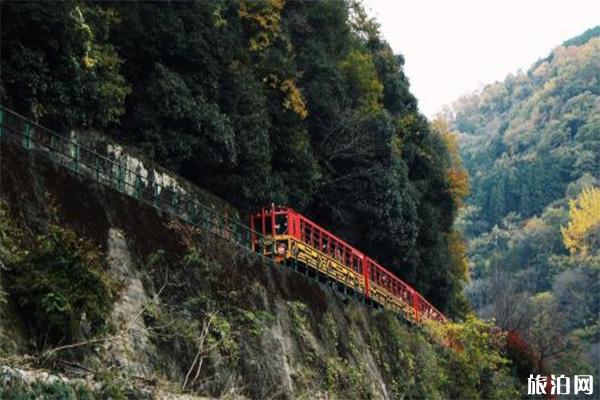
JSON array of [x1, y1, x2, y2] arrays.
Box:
[[250, 205, 446, 324]]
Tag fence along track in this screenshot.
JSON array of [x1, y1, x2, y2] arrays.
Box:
[[0, 105, 279, 257]]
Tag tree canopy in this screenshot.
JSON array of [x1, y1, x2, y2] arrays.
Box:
[[452, 28, 600, 377], [1, 0, 469, 317]]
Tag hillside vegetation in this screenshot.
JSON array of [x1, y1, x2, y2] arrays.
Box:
[[0, 146, 519, 399], [450, 28, 600, 380], [1, 0, 469, 316]]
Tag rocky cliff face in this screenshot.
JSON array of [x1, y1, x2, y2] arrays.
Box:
[[0, 144, 481, 399]]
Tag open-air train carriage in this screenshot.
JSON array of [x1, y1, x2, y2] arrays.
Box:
[[250, 205, 446, 324]]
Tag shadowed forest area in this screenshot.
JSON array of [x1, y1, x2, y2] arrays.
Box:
[[0, 1, 598, 398], [1, 0, 469, 317]]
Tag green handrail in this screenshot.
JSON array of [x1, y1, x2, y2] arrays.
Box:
[[0, 105, 264, 254]]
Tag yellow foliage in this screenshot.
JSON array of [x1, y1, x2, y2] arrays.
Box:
[[447, 168, 469, 207], [432, 118, 470, 207], [447, 230, 470, 283], [280, 79, 308, 119], [82, 54, 96, 69], [239, 0, 285, 52], [561, 186, 600, 257], [265, 75, 309, 119]]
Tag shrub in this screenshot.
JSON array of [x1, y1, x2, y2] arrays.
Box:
[[4, 219, 116, 349], [0, 368, 95, 400]]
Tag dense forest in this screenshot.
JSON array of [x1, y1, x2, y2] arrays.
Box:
[[5, 1, 599, 397], [0, 0, 469, 317], [449, 27, 599, 381]]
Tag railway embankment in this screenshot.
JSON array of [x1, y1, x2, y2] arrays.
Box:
[[0, 143, 518, 399]]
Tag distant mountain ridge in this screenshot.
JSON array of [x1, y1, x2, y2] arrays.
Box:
[[451, 28, 599, 230], [449, 27, 600, 382], [562, 25, 600, 47]]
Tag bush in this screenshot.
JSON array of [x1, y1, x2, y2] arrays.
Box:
[[0, 368, 95, 400], [4, 219, 116, 349], [441, 316, 520, 399]]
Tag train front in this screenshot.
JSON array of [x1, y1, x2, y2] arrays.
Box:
[[249, 205, 296, 262]]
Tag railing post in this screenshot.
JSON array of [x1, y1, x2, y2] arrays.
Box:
[[201, 208, 208, 231], [134, 174, 142, 199], [191, 204, 199, 225], [153, 184, 159, 209], [49, 135, 57, 162], [22, 123, 32, 149], [70, 136, 80, 172], [116, 163, 124, 192], [171, 191, 178, 214]]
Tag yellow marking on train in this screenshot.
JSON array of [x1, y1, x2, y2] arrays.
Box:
[[287, 239, 366, 293], [260, 236, 417, 321]]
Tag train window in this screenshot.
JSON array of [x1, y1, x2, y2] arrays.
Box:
[[353, 256, 361, 273], [304, 224, 311, 244], [275, 214, 288, 235], [264, 215, 273, 235], [334, 243, 342, 261]]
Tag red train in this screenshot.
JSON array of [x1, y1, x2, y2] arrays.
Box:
[[250, 205, 446, 324]]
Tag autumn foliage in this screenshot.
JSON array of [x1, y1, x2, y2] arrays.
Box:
[[561, 186, 600, 257]]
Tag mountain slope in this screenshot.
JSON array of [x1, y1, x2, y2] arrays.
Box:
[[450, 27, 600, 381], [0, 123, 519, 399], [454, 29, 599, 231]]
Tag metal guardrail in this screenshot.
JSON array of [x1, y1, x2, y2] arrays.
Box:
[[0, 105, 275, 255]]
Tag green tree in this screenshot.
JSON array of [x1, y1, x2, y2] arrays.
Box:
[[0, 1, 129, 129]]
